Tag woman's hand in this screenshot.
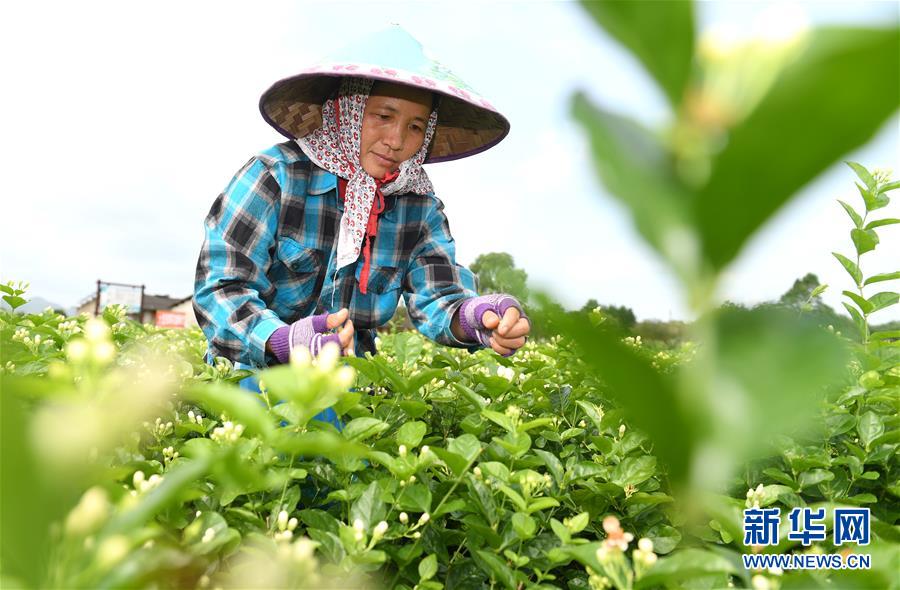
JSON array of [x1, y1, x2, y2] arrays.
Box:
[[268, 308, 355, 363], [327, 308, 356, 357], [479, 306, 530, 356], [456, 294, 531, 357]]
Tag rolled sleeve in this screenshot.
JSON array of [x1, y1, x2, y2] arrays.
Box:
[[193, 157, 287, 368], [402, 194, 482, 351]]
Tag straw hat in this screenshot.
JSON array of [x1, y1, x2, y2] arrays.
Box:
[[259, 25, 510, 163]]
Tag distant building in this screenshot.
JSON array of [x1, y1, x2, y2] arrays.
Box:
[[76, 292, 198, 329]]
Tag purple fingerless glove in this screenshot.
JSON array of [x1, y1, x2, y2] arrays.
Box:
[[268, 312, 342, 364], [458, 294, 529, 355]]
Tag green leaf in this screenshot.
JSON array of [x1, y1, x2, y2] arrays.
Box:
[[184, 383, 275, 440], [533, 449, 564, 486], [342, 417, 389, 443], [396, 421, 427, 448], [871, 330, 900, 341], [838, 200, 863, 228], [447, 434, 482, 463], [393, 332, 423, 366], [799, 469, 834, 488], [864, 271, 900, 286], [810, 284, 828, 299], [832, 252, 862, 286], [567, 512, 590, 534], [350, 481, 385, 531], [106, 456, 213, 535], [511, 512, 537, 540], [534, 293, 694, 485], [473, 550, 517, 590], [579, 0, 694, 107], [342, 356, 384, 385], [847, 161, 876, 191], [646, 524, 682, 555], [407, 368, 446, 394], [857, 411, 884, 449], [878, 179, 900, 193], [397, 484, 432, 513], [482, 409, 516, 434], [635, 548, 738, 589], [298, 509, 340, 535], [570, 96, 695, 280], [429, 448, 467, 478], [611, 456, 657, 487], [467, 478, 498, 526], [868, 291, 899, 314], [851, 228, 879, 256], [526, 497, 560, 514], [518, 417, 555, 433], [713, 307, 850, 468], [857, 182, 891, 212], [2, 295, 27, 311], [842, 302, 866, 338], [575, 399, 605, 431], [550, 518, 571, 543], [843, 290, 874, 315], [695, 27, 900, 271], [419, 554, 438, 582], [864, 218, 900, 230], [452, 383, 487, 410], [496, 484, 527, 512]]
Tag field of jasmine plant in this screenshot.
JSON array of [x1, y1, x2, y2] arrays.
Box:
[[2, 182, 899, 588]]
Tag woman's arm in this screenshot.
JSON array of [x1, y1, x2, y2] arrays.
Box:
[[402, 194, 481, 350], [193, 157, 287, 368]]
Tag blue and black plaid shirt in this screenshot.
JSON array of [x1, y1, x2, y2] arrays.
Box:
[[193, 140, 480, 368]]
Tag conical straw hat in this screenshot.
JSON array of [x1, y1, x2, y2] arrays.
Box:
[[259, 25, 510, 163]]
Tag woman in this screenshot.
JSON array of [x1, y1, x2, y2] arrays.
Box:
[[193, 25, 531, 377]]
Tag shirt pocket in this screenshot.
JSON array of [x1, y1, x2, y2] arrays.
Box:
[[275, 236, 325, 314], [352, 264, 404, 328]]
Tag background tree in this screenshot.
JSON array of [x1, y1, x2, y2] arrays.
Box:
[[469, 252, 529, 302], [778, 272, 825, 308]]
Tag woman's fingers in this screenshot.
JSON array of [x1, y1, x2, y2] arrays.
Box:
[[480, 310, 500, 330], [498, 307, 520, 336], [488, 337, 513, 356], [338, 319, 354, 348], [500, 317, 531, 339], [492, 333, 526, 350], [327, 308, 349, 330]]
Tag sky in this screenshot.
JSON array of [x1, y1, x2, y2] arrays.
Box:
[[1, 1, 898, 322]]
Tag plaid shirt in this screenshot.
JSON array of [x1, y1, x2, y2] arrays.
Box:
[[193, 140, 480, 369]]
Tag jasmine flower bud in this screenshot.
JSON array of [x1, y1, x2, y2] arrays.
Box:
[[399, 512, 409, 524]]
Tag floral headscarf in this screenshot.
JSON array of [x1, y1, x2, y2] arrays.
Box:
[[296, 77, 439, 291]]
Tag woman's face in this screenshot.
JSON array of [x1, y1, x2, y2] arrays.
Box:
[[360, 81, 433, 179]]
